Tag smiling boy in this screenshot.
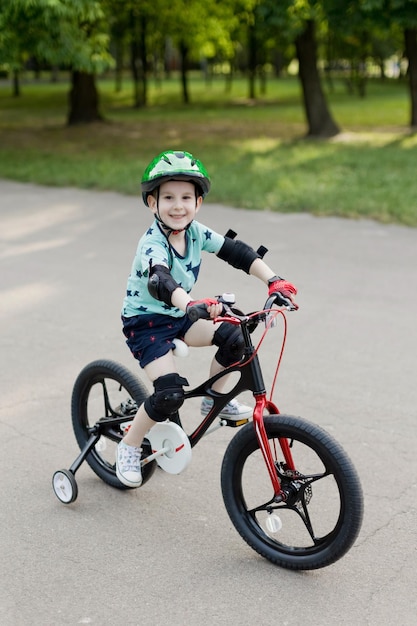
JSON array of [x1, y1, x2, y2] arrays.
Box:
[[117, 150, 297, 488]]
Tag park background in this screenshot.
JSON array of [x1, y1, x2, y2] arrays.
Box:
[[0, 0, 417, 227]]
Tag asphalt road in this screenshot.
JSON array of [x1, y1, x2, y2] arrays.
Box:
[[1, 180, 416, 625]]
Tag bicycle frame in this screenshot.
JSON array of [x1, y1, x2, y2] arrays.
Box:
[[180, 302, 296, 498]]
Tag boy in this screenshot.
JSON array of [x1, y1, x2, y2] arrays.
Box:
[[117, 150, 297, 487]]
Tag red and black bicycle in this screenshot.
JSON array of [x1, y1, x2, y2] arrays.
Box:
[[53, 293, 363, 571]]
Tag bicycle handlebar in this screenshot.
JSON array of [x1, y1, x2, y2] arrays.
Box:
[[186, 292, 298, 322], [186, 302, 214, 322]]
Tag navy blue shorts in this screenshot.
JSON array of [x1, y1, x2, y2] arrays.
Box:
[[122, 313, 194, 368]]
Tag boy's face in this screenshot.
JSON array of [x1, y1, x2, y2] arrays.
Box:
[[148, 180, 202, 232]]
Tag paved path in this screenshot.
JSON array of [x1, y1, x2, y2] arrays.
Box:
[[1, 181, 416, 625]]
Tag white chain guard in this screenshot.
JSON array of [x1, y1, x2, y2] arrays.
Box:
[[147, 421, 192, 474]]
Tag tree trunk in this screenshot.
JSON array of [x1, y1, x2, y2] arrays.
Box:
[[115, 41, 123, 93], [139, 15, 148, 106], [130, 35, 140, 107], [179, 40, 189, 104], [50, 66, 59, 83], [225, 61, 234, 93], [13, 70, 20, 97], [295, 20, 340, 137], [130, 11, 147, 108], [67, 71, 102, 125], [404, 27, 417, 127], [248, 22, 256, 99]]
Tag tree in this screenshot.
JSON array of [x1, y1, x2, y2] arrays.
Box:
[[295, 18, 340, 136], [0, 0, 113, 124], [387, 0, 417, 127], [0, 0, 52, 96], [225, 0, 280, 100], [44, 0, 113, 124], [129, 7, 148, 107], [162, 0, 237, 104], [404, 27, 417, 126], [270, 0, 340, 137], [324, 0, 375, 97], [105, 0, 162, 108], [329, 0, 417, 127]]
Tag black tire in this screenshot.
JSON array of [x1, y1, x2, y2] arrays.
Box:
[[71, 359, 156, 490], [221, 414, 363, 570]]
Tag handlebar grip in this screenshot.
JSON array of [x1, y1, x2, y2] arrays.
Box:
[[270, 292, 299, 311], [187, 303, 212, 322]]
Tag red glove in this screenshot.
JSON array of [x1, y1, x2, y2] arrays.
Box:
[[186, 298, 220, 321], [268, 276, 298, 309], [268, 278, 297, 298], [187, 298, 219, 309]]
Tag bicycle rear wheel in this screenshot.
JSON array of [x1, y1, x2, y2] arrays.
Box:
[[71, 359, 156, 489], [221, 414, 363, 570]]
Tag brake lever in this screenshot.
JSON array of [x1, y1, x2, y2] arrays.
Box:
[[270, 292, 299, 311]]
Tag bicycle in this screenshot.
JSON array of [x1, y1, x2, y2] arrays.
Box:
[[52, 293, 363, 570]]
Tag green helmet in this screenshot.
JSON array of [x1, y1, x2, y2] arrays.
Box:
[[141, 150, 211, 206]]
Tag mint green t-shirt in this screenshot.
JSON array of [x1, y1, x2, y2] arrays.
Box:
[[122, 220, 225, 318]]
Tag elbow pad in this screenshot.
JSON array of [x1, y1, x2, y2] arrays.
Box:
[[217, 237, 260, 274], [148, 264, 180, 307]]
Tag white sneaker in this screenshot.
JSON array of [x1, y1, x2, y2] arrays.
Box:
[[116, 440, 142, 487], [200, 397, 252, 421]]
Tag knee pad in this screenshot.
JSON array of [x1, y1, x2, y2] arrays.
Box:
[[212, 322, 245, 367], [144, 373, 189, 422]]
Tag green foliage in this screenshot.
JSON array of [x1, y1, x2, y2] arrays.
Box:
[[0, 0, 113, 74]]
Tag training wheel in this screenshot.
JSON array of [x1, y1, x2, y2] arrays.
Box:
[[147, 421, 192, 474], [52, 469, 78, 504]]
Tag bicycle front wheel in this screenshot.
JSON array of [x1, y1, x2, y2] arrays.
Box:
[[221, 414, 363, 570], [71, 359, 156, 490]]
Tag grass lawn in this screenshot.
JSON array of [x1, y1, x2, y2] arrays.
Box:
[[1, 74, 416, 226]]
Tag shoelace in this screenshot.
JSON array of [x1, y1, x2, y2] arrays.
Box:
[[119, 445, 141, 470]]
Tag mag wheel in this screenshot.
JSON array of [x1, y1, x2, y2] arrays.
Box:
[[221, 414, 363, 570], [71, 359, 156, 490]]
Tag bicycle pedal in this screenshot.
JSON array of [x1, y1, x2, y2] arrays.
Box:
[[221, 417, 249, 427]]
